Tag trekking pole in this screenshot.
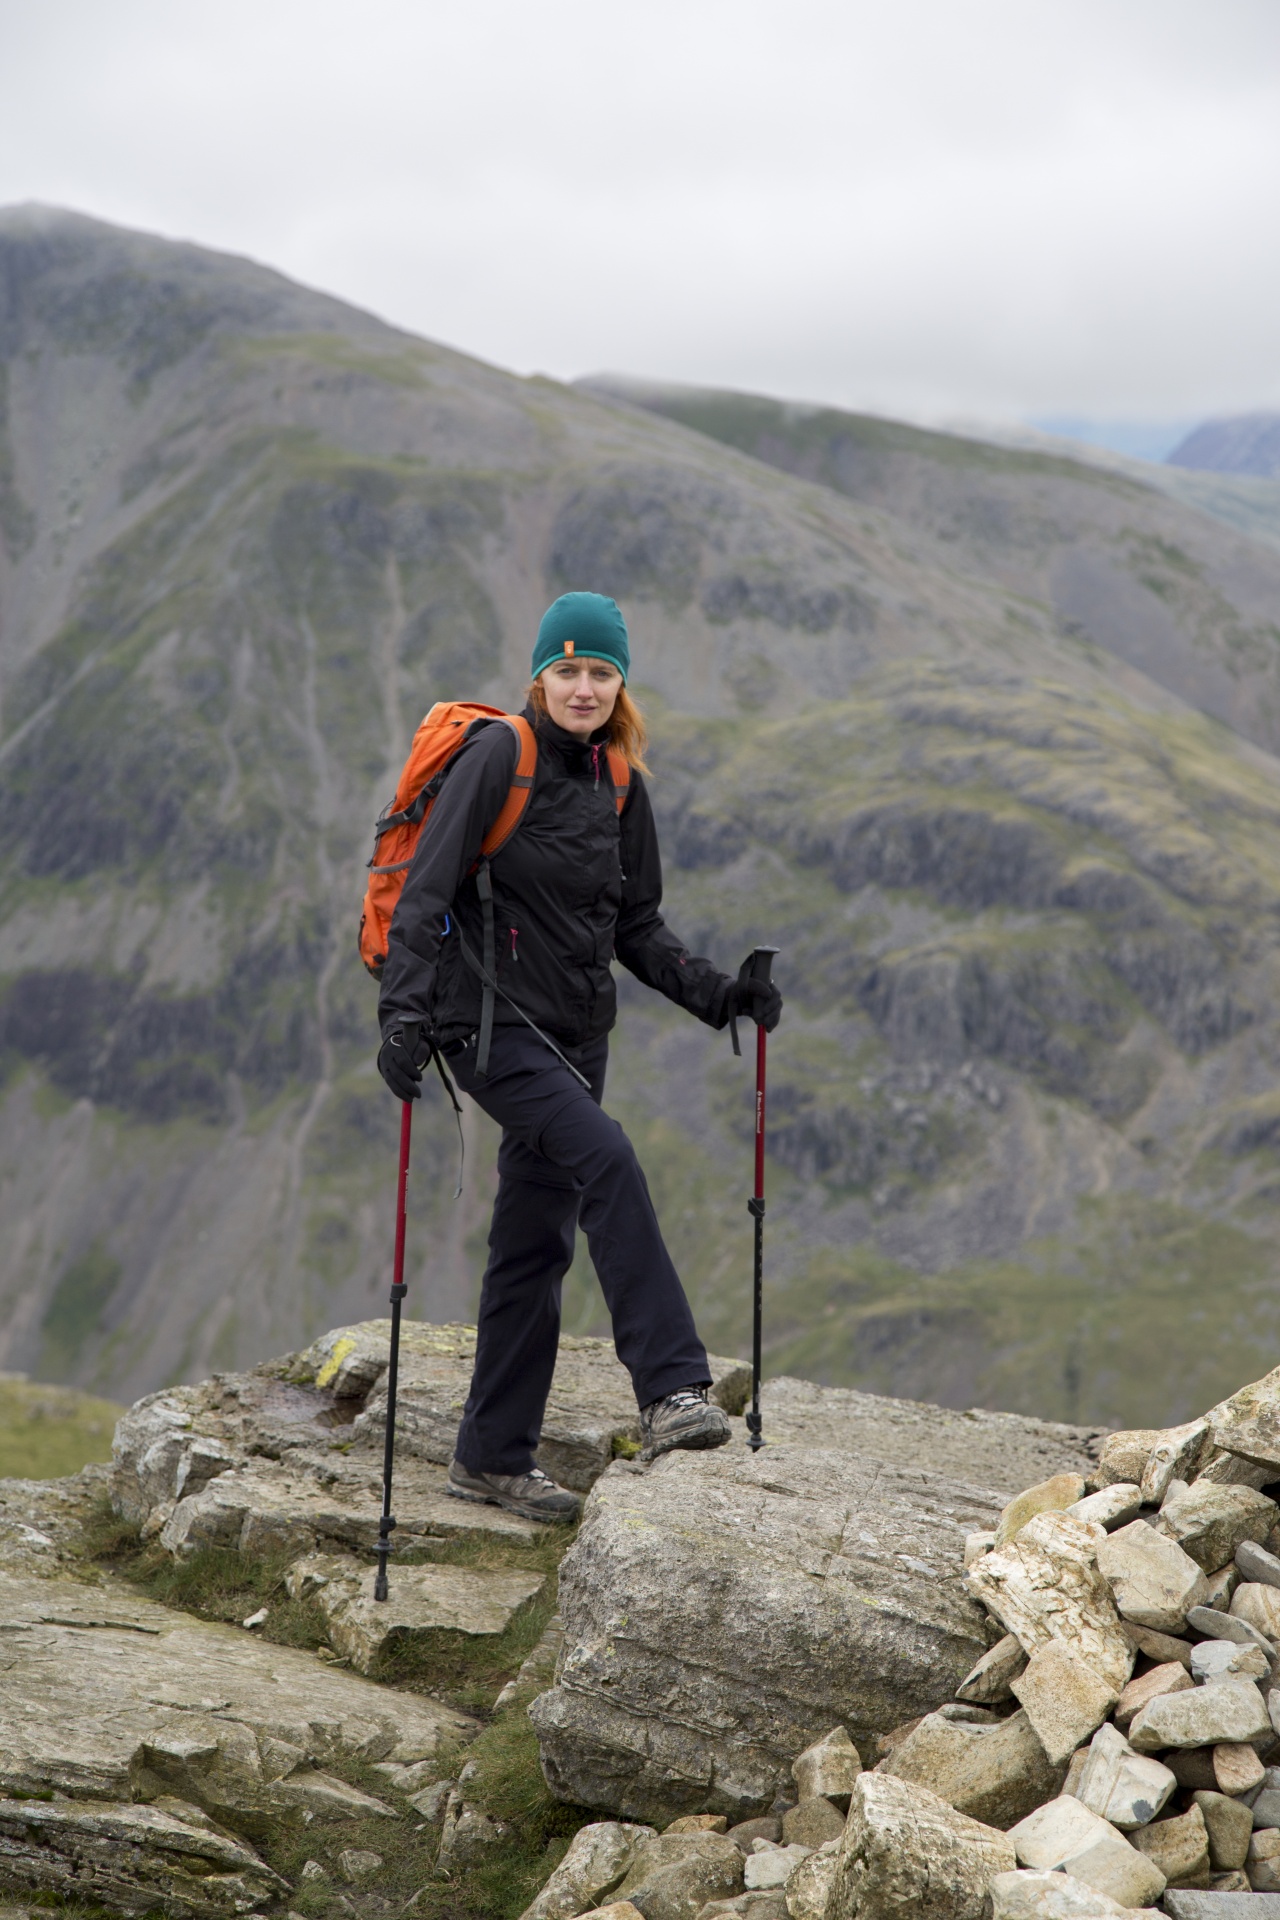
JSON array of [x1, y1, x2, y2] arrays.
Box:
[[375, 1019, 417, 1602], [743, 947, 778, 1453]]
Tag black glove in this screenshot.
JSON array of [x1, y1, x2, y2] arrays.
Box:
[[724, 962, 783, 1034], [377, 1027, 430, 1101]]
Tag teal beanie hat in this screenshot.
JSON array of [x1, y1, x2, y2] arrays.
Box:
[[532, 592, 630, 684]]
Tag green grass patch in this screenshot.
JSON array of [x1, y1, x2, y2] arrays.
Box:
[[0, 1378, 124, 1479], [77, 1503, 595, 1918], [768, 1193, 1280, 1429]]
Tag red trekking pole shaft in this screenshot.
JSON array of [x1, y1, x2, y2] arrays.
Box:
[[375, 1030, 416, 1602], [743, 947, 778, 1453]]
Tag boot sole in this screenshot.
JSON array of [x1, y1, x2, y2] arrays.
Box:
[[641, 1420, 733, 1463], [445, 1480, 579, 1525]]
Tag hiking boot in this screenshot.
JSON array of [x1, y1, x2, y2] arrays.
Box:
[[446, 1459, 581, 1524], [639, 1385, 732, 1461]]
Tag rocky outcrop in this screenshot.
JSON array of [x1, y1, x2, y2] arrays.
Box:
[[111, 1321, 750, 1560], [531, 1446, 1003, 1823], [0, 1564, 472, 1912]]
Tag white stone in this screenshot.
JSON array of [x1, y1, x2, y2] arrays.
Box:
[[1128, 1676, 1271, 1752], [1239, 1540, 1280, 1588], [966, 1510, 1134, 1694], [338, 1849, 383, 1881], [1095, 1520, 1211, 1633], [1156, 1481, 1277, 1574], [879, 1705, 1064, 1829], [1186, 1603, 1275, 1655], [1007, 1797, 1167, 1908], [282, 1551, 544, 1674], [989, 1868, 1148, 1919], [1072, 1722, 1177, 1830], [743, 1845, 812, 1890], [1232, 1581, 1280, 1645], [1068, 1485, 1143, 1532], [1207, 1363, 1280, 1471], [1190, 1639, 1270, 1684]]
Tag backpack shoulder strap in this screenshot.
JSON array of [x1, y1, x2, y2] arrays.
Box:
[[479, 716, 538, 858], [607, 747, 631, 816]]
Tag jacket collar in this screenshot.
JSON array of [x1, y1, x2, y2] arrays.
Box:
[[524, 703, 610, 761]]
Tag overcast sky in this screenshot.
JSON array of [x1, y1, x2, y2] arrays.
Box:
[[2, 0, 1279, 436]]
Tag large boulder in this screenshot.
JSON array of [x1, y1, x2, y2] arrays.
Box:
[[755, 1377, 1102, 1499], [530, 1448, 1003, 1825]]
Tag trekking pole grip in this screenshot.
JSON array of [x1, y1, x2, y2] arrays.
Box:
[[747, 945, 779, 989]]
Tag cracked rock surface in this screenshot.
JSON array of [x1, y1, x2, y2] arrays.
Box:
[[531, 1446, 1004, 1824], [0, 1566, 472, 1912]]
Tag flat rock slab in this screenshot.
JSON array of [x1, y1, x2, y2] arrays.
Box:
[[303, 1321, 746, 1493], [153, 1453, 541, 1560], [112, 1321, 748, 1556], [530, 1447, 1003, 1825], [0, 1567, 472, 1813], [284, 1552, 543, 1673], [756, 1377, 1104, 1499]]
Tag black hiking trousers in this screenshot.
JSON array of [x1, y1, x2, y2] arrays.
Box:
[[444, 1025, 711, 1476]]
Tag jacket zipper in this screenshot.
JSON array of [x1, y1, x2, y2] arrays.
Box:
[[509, 925, 519, 963]]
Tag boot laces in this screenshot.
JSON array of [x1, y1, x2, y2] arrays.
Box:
[[649, 1386, 708, 1417], [507, 1465, 558, 1493]]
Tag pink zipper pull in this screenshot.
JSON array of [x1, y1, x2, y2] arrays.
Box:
[[591, 743, 601, 785], [510, 926, 519, 962]]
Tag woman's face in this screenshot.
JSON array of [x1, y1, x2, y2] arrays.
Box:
[[540, 657, 624, 736]]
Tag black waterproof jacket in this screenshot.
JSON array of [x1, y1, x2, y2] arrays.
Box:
[[377, 708, 731, 1052]]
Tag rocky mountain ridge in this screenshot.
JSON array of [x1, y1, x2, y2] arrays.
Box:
[[6, 1322, 1280, 1918], [4, 206, 1280, 1425]]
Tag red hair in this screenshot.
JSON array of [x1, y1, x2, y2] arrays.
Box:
[[526, 677, 650, 774]]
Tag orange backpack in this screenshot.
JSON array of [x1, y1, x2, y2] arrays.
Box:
[[359, 701, 630, 980]]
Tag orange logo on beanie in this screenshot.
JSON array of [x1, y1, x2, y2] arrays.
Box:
[[564, 640, 575, 656]]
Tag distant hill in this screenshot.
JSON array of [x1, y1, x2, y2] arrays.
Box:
[[1168, 411, 1280, 478], [7, 208, 1280, 1428]]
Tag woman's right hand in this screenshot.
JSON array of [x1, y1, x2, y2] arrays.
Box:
[[377, 1031, 424, 1100]]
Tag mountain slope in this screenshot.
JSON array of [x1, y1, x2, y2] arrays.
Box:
[[1169, 412, 1280, 479], [582, 375, 1280, 757], [5, 207, 1280, 1424]]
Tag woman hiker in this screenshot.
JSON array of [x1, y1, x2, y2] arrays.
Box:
[[376, 591, 783, 1523]]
